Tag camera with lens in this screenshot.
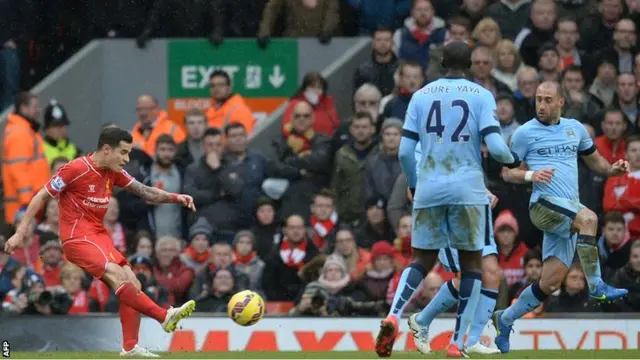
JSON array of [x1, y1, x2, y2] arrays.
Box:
[[27, 288, 53, 306], [311, 290, 326, 310]]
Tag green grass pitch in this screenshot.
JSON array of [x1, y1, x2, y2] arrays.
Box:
[[8, 350, 640, 359]]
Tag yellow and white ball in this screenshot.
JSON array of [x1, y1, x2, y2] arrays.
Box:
[[227, 290, 265, 326]]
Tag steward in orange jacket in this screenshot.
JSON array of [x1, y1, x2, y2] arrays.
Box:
[[131, 95, 186, 156], [2, 93, 50, 224], [206, 70, 256, 133]]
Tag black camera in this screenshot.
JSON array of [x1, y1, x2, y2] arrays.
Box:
[[28, 289, 52, 306], [310, 290, 326, 309]]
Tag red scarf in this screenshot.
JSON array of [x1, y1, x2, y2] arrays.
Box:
[[310, 212, 338, 250], [182, 246, 211, 264], [233, 250, 257, 265], [279, 238, 308, 269], [412, 29, 430, 44], [68, 291, 89, 314], [283, 122, 314, 155]]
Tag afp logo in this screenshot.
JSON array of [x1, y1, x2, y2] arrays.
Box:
[[2, 340, 9, 358]]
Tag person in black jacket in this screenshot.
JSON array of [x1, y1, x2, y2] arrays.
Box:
[[514, 0, 557, 67], [353, 27, 399, 97], [175, 108, 207, 169], [598, 212, 634, 280], [545, 264, 598, 313], [604, 242, 640, 312]]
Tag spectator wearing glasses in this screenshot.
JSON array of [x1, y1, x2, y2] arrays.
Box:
[[206, 70, 256, 133], [471, 46, 511, 98]]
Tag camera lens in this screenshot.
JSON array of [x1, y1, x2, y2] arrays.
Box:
[[38, 290, 53, 305]]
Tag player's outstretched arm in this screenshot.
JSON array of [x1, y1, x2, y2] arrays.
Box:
[[581, 150, 629, 177], [3, 188, 50, 254], [125, 180, 196, 211]]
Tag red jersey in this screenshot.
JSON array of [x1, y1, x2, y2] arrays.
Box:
[[44, 156, 134, 241]]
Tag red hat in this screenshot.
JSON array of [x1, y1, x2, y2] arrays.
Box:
[[494, 210, 519, 236], [370, 241, 395, 260]]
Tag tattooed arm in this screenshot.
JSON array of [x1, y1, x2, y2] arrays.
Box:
[[125, 180, 196, 210]]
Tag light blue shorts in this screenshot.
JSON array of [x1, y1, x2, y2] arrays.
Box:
[[412, 205, 491, 252], [437, 216, 497, 273], [529, 195, 585, 267]]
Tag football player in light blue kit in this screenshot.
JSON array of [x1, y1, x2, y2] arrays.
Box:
[[406, 145, 502, 356], [375, 41, 519, 359], [494, 81, 629, 353]]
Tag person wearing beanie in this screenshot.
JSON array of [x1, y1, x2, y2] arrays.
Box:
[[38, 236, 64, 287], [360, 241, 397, 301], [363, 118, 402, 202], [495, 210, 529, 287], [42, 99, 81, 164], [232, 230, 265, 292], [181, 217, 213, 272], [250, 197, 279, 259], [355, 196, 394, 249], [318, 254, 367, 300]]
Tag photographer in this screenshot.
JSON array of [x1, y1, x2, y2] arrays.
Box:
[[1, 265, 29, 314], [22, 273, 72, 315]]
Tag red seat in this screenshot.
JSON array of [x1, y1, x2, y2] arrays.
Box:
[[265, 301, 295, 314]]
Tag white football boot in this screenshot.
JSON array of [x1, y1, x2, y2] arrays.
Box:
[[161, 299, 196, 333], [408, 313, 431, 354], [466, 342, 501, 355], [120, 344, 160, 358]]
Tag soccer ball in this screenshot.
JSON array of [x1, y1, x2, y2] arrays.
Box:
[[227, 290, 265, 326]]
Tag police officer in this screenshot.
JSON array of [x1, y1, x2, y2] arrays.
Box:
[[42, 99, 81, 164]]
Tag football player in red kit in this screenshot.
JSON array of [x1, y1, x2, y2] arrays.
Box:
[[4, 126, 197, 357]]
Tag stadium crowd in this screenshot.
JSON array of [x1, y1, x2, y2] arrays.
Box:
[[1, 0, 640, 317]]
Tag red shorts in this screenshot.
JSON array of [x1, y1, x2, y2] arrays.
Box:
[[62, 234, 130, 278]]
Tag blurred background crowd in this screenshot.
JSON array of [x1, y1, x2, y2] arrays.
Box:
[[1, 0, 640, 318]]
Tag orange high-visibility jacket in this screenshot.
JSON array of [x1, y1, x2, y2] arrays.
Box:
[[131, 111, 186, 156], [3, 114, 51, 224], [206, 94, 256, 133]]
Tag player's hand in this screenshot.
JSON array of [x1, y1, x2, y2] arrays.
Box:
[[176, 194, 196, 212], [407, 187, 414, 203], [3, 232, 25, 254], [610, 159, 629, 176], [486, 190, 498, 209], [532, 169, 555, 183]]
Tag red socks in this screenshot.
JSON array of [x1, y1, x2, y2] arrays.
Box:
[[119, 303, 140, 352], [115, 283, 167, 323]]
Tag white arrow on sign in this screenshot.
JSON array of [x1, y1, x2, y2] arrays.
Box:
[[268, 65, 286, 88]]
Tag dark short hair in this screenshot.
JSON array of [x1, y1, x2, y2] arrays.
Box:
[[156, 134, 176, 148], [399, 60, 424, 76], [14, 92, 37, 113], [604, 107, 625, 121], [209, 70, 231, 85], [224, 122, 246, 135], [626, 134, 640, 150], [204, 127, 222, 138], [373, 25, 394, 36], [352, 111, 375, 125], [314, 188, 336, 203], [561, 65, 583, 80], [442, 41, 472, 71], [523, 248, 542, 266], [448, 15, 471, 32], [97, 127, 133, 149], [603, 211, 625, 226]]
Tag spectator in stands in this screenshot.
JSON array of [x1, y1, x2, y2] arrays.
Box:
[[1, 265, 28, 314], [0, 235, 36, 301], [635, 54, 640, 89], [131, 230, 154, 258], [607, 241, 640, 311], [175, 108, 207, 168], [269, 101, 332, 219], [486, 0, 531, 40], [3, 92, 49, 225], [492, 39, 523, 92], [251, 197, 279, 259], [223, 123, 267, 228], [59, 263, 89, 314], [39, 238, 63, 287], [579, 0, 624, 61], [334, 229, 370, 281], [405, 272, 444, 313], [283, 72, 340, 136], [471, 46, 511, 97], [36, 198, 59, 241], [131, 95, 185, 156], [152, 236, 194, 306], [598, 211, 633, 280], [386, 174, 411, 229], [393, 0, 446, 71], [42, 100, 80, 164], [195, 267, 235, 313], [180, 217, 213, 274], [147, 135, 184, 238], [205, 70, 256, 133], [515, 0, 556, 67], [595, 108, 628, 164], [629, 0, 640, 31], [596, 19, 638, 76], [382, 62, 424, 121], [427, 15, 472, 82], [363, 119, 402, 201], [354, 27, 399, 97], [614, 73, 640, 128], [496, 93, 520, 143], [589, 58, 619, 110], [513, 66, 539, 123], [472, 18, 502, 53], [545, 264, 595, 313], [126, 255, 170, 310], [603, 135, 640, 239], [537, 43, 562, 82], [360, 241, 396, 301], [459, 0, 488, 29], [11, 211, 39, 270], [317, 254, 368, 300], [355, 197, 394, 249], [262, 215, 319, 301], [508, 248, 542, 301], [332, 86, 381, 155], [392, 214, 412, 268], [232, 230, 265, 292], [562, 66, 598, 122], [309, 189, 340, 253], [346, 0, 411, 35], [495, 210, 528, 287], [257, 0, 339, 44], [554, 18, 584, 72], [104, 197, 127, 255], [184, 127, 243, 239], [578, 124, 606, 219], [190, 241, 250, 299], [332, 112, 376, 224]]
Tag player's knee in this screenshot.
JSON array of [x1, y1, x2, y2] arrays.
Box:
[[104, 263, 128, 289], [574, 209, 597, 230], [539, 273, 563, 294], [481, 256, 502, 289], [132, 277, 142, 291]]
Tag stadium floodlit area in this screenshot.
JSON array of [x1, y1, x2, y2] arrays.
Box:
[[9, 350, 640, 359]]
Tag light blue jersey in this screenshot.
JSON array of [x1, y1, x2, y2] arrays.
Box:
[[402, 78, 503, 209], [510, 117, 595, 204]]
